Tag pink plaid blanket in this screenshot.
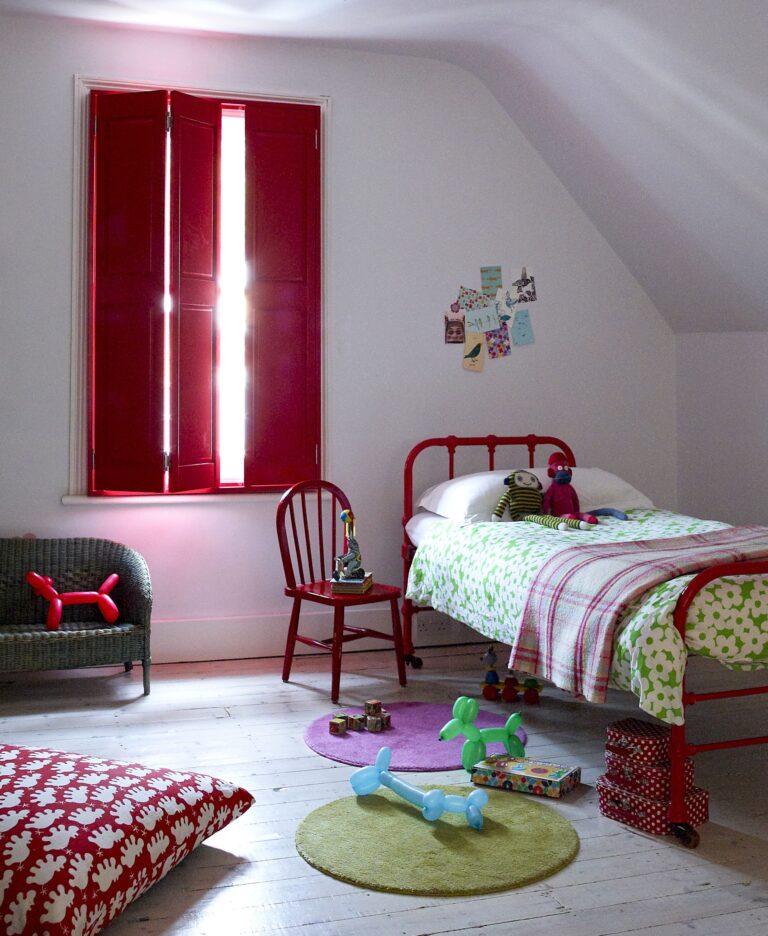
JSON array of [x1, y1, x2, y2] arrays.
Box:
[[508, 525, 768, 703]]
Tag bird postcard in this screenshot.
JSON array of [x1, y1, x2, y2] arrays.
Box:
[[463, 331, 485, 371]]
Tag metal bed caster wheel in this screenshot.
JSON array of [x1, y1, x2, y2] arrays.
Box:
[[405, 654, 423, 669], [669, 823, 700, 848]]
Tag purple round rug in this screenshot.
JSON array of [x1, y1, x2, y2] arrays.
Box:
[[303, 701, 527, 771]]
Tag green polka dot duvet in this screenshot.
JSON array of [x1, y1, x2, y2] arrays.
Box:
[[406, 509, 768, 725]]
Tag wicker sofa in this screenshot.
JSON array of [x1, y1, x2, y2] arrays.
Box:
[[0, 538, 152, 694]]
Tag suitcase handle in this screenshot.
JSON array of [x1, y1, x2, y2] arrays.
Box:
[[606, 794, 648, 820], [618, 764, 650, 786], [611, 738, 644, 757]]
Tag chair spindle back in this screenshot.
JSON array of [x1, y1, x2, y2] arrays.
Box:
[[276, 480, 352, 589]]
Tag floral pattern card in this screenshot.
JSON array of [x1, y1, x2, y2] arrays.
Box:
[[457, 285, 487, 311], [485, 322, 512, 358]]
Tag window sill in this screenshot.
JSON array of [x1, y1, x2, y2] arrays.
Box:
[[62, 492, 284, 506]]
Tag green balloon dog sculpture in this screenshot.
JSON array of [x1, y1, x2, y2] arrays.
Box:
[[439, 695, 526, 772]]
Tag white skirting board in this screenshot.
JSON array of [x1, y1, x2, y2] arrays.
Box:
[[150, 607, 478, 663]]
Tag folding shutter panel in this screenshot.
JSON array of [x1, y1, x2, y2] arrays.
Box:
[[243, 102, 321, 488], [91, 90, 167, 493], [168, 91, 219, 492]]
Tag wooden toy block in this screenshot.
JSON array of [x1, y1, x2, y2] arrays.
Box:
[[329, 717, 347, 735], [364, 700, 382, 716]]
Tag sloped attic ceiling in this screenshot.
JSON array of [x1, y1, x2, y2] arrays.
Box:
[[1, 0, 766, 334]]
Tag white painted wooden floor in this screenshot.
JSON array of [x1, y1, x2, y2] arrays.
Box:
[[2, 646, 768, 935]]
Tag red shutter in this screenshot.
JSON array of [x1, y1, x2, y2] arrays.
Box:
[[168, 91, 220, 493], [91, 90, 167, 493], [243, 102, 321, 489]]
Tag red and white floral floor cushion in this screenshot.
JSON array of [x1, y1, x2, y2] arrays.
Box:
[[0, 744, 254, 935]]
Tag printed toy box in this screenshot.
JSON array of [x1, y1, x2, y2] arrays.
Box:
[[470, 754, 581, 798], [596, 775, 709, 835]]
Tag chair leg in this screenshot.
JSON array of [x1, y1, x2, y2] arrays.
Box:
[[283, 597, 302, 683], [142, 658, 151, 696], [123, 661, 133, 672], [390, 599, 407, 688], [401, 599, 415, 658], [331, 605, 345, 703]]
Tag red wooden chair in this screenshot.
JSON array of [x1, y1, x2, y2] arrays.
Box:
[[276, 480, 407, 702]]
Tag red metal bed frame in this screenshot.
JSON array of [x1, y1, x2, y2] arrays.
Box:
[[402, 433, 768, 847]]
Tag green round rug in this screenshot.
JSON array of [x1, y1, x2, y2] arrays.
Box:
[[295, 785, 579, 896]]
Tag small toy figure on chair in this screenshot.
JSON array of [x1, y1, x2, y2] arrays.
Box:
[[331, 509, 374, 594]]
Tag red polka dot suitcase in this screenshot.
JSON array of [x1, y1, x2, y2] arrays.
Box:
[[605, 750, 695, 800], [596, 774, 709, 835], [605, 717, 670, 765]]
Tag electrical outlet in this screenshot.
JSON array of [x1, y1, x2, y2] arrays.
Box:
[[415, 612, 474, 645]]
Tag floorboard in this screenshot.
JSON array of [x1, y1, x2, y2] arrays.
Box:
[[2, 646, 768, 934]]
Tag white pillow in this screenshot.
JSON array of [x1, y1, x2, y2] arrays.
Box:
[[416, 467, 653, 522], [417, 470, 512, 522], [564, 467, 654, 512]]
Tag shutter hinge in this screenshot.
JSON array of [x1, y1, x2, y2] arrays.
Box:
[[315, 443, 319, 466], [163, 452, 171, 472], [93, 115, 97, 136], [166, 112, 173, 133], [315, 129, 318, 150], [91, 449, 96, 470]]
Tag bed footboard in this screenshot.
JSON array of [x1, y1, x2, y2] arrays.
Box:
[[669, 559, 768, 847]]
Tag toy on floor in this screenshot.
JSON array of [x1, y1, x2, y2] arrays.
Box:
[[25, 571, 119, 631], [479, 647, 542, 703], [350, 746, 489, 830], [543, 453, 628, 524], [481, 675, 517, 702], [481, 646, 537, 701], [492, 469, 592, 530], [471, 754, 581, 798], [439, 695, 526, 772], [483, 675, 542, 705], [328, 701, 393, 735], [481, 645, 500, 686]]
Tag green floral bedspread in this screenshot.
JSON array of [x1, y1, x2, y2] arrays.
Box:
[[406, 509, 768, 724]]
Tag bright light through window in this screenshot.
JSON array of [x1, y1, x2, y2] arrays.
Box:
[[218, 110, 247, 485], [163, 121, 171, 491]]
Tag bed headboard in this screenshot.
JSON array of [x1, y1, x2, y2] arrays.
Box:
[[399, 433, 576, 663], [402, 433, 576, 532]]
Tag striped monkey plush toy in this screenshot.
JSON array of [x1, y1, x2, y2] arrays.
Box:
[[492, 469, 591, 530]]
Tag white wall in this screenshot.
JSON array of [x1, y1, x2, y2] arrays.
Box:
[[0, 13, 677, 662], [677, 334, 768, 526]]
